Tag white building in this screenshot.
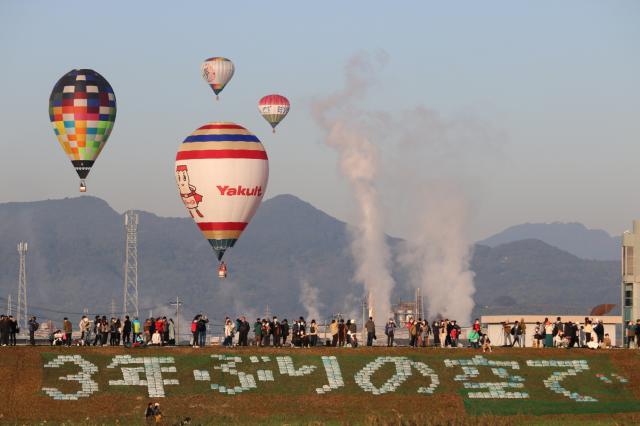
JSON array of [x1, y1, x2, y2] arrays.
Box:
[[480, 315, 620, 347], [622, 220, 640, 325]]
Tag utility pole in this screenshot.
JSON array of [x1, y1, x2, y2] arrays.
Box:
[[361, 297, 366, 344], [264, 304, 271, 319], [123, 211, 139, 318], [7, 294, 11, 317], [17, 242, 28, 332], [170, 297, 183, 345]]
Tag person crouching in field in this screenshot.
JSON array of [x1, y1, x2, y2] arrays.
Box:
[[481, 334, 492, 353]]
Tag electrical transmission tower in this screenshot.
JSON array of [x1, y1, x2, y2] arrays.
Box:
[[17, 242, 28, 332], [415, 287, 424, 319], [7, 294, 12, 316], [123, 211, 139, 318]]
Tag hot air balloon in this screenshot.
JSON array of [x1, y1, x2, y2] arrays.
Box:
[[201, 57, 235, 100], [259, 94, 290, 133], [49, 69, 116, 192], [175, 122, 268, 278]]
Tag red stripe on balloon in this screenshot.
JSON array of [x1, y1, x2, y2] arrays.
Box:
[[197, 222, 247, 231], [198, 124, 246, 130], [176, 150, 268, 160]]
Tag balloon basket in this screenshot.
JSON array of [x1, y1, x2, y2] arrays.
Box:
[[79, 181, 87, 193], [272, 128, 276, 134]]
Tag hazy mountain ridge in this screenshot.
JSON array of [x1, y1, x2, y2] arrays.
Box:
[[478, 222, 621, 261], [0, 196, 620, 325]]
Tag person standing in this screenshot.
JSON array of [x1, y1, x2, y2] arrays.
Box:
[[519, 318, 527, 347], [132, 317, 141, 343], [191, 315, 200, 348], [223, 318, 234, 347], [281, 319, 290, 347], [28, 316, 39, 346], [309, 320, 318, 347], [502, 322, 512, 347], [338, 319, 347, 347], [261, 319, 270, 346], [92, 316, 101, 346], [432, 321, 440, 348], [8, 315, 17, 346], [63, 317, 72, 346], [253, 318, 262, 346], [198, 315, 209, 347], [365, 317, 376, 346], [544, 319, 554, 348], [0, 315, 9, 346], [168, 318, 176, 345], [238, 316, 250, 346], [123, 316, 132, 345], [385, 318, 397, 347], [330, 319, 338, 347]]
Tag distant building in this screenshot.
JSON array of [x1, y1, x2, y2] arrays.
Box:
[[622, 221, 640, 324], [392, 301, 416, 326]]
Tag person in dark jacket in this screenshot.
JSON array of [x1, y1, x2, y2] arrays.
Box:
[[0, 315, 10, 346], [197, 315, 208, 347], [123, 316, 132, 345], [365, 317, 376, 346], [253, 318, 262, 346], [91, 316, 101, 346], [8, 315, 17, 346], [28, 316, 39, 345], [63, 317, 72, 346], [281, 319, 290, 346], [238, 316, 250, 346], [338, 319, 347, 347]]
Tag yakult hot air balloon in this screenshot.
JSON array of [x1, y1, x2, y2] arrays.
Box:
[[201, 57, 235, 100], [175, 122, 268, 278], [259, 94, 290, 133], [49, 69, 116, 192]]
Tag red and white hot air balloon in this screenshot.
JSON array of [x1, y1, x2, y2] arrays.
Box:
[[258, 94, 290, 133], [175, 122, 269, 278]]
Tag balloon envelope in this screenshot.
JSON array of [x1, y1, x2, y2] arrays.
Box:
[[49, 69, 116, 180], [175, 122, 269, 260], [201, 57, 235, 98], [259, 94, 290, 130]]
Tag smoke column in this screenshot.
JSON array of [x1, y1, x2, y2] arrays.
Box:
[[299, 279, 324, 321], [389, 106, 502, 325], [311, 52, 394, 323], [397, 185, 476, 324]]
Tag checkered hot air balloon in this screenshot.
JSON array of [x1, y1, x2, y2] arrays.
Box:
[[201, 57, 235, 100], [48, 69, 116, 192], [258, 94, 290, 133], [175, 122, 269, 277]]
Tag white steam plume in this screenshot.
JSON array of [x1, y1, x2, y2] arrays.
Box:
[[311, 52, 394, 324], [312, 54, 394, 322], [397, 185, 476, 324], [299, 279, 324, 322], [387, 106, 503, 325]]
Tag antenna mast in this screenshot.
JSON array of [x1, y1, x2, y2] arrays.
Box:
[[123, 211, 139, 318]]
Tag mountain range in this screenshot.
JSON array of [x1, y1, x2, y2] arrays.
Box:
[[0, 195, 621, 330]]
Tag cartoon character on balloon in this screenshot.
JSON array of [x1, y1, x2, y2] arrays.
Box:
[[175, 165, 204, 218]]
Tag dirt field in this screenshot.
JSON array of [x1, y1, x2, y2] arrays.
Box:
[[1, 345, 640, 425]]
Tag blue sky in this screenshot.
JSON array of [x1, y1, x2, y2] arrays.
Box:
[[0, 1, 638, 240]]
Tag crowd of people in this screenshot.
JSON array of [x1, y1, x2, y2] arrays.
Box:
[[26, 314, 177, 347], [4, 313, 627, 350], [500, 316, 612, 349]]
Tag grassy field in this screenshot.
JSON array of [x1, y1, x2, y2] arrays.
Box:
[[2, 346, 640, 425]]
